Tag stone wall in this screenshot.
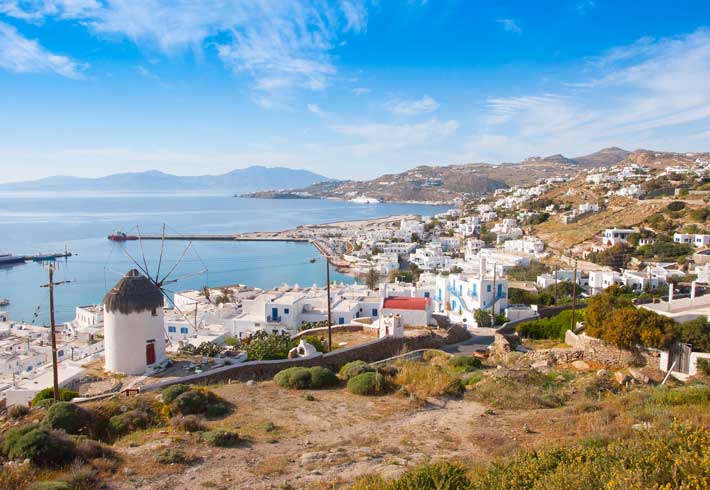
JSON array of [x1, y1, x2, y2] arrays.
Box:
[[141, 326, 470, 391], [292, 324, 370, 339]]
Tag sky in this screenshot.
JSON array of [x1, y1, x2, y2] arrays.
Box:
[[0, 0, 709, 182]]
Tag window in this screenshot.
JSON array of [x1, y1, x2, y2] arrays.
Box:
[[180, 327, 189, 334], [338, 317, 345, 325], [487, 284, 492, 292], [168, 326, 176, 333], [284, 308, 290, 314], [372, 308, 378, 317], [57, 350, 64, 357], [424, 292, 430, 298]]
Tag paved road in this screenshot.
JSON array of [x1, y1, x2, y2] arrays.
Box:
[[443, 329, 496, 356]]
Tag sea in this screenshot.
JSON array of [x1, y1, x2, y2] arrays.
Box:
[[0, 192, 449, 324]]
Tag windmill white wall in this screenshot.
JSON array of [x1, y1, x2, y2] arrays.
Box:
[[103, 269, 167, 375], [104, 309, 166, 375]]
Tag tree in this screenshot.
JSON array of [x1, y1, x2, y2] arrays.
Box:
[[362, 268, 379, 290], [474, 309, 492, 328], [585, 285, 632, 338], [199, 286, 211, 303], [588, 243, 634, 270], [674, 317, 710, 352]]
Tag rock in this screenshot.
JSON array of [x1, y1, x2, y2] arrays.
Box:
[[300, 452, 326, 465], [246, 380, 257, 387], [572, 360, 590, 371], [614, 371, 631, 385], [596, 369, 609, 377], [532, 360, 552, 371], [629, 368, 651, 384]]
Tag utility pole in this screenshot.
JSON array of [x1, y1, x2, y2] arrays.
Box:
[[554, 268, 559, 304], [40, 264, 70, 402], [570, 259, 578, 332], [326, 257, 332, 352], [490, 262, 497, 323]]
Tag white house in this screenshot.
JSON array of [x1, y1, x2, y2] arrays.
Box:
[[103, 269, 167, 375], [503, 236, 545, 255], [492, 219, 523, 243], [381, 296, 433, 326], [674, 233, 710, 247], [588, 270, 624, 294], [536, 269, 585, 289], [602, 228, 634, 246], [400, 219, 425, 237], [409, 243, 450, 270]]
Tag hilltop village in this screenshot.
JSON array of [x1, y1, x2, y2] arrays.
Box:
[[2, 149, 710, 489]]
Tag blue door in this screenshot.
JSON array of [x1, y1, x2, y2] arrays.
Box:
[[271, 307, 278, 320], [338, 317, 345, 325]]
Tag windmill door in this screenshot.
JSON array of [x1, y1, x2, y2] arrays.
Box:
[[668, 342, 692, 374], [146, 342, 156, 365]]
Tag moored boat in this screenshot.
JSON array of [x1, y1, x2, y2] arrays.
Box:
[[0, 253, 25, 266]]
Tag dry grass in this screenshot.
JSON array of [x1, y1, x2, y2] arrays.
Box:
[[253, 455, 290, 477], [393, 361, 461, 399]]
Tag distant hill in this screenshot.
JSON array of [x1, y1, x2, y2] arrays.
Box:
[[572, 147, 632, 167], [0, 166, 333, 193]]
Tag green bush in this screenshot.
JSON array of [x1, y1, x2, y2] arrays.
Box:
[[447, 356, 482, 372], [244, 331, 295, 360], [172, 390, 210, 415], [649, 384, 710, 406], [45, 402, 93, 436], [31, 388, 78, 405], [698, 358, 710, 376], [308, 366, 339, 388], [206, 402, 230, 418], [203, 429, 239, 447], [29, 482, 72, 490], [390, 461, 471, 490], [338, 360, 374, 381], [2, 426, 75, 467], [275, 367, 312, 389], [515, 310, 585, 341], [666, 200, 686, 212], [302, 335, 326, 352], [347, 372, 388, 396], [75, 438, 114, 460], [108, 409, 150, 436], [155, 447, 192, 465], [170, 415, 205, 432], [8, 404, 30, 419], [161, 384, 191, 404]]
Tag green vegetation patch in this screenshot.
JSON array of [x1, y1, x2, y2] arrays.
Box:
[[274, 366, 339, 389], [347, 372, 388, 396]]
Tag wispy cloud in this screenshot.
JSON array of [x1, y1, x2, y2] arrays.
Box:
[[496, 18, 521, 35], [576, 0, 596, 14], [352, 87, 370, 96], [468, 29, 710, 162], [385, 95, 439, 116], [334, 118, 458, 155], [1, 0, 369, 103], [0, 21, 87, 78]]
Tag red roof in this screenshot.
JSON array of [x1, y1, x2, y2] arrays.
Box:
[[383, 296, 430, 311]]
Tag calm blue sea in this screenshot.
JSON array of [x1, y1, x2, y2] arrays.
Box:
[[0, 193, 448, 324]]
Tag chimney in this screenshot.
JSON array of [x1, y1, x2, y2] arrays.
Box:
[[479, 257, 487, 278]]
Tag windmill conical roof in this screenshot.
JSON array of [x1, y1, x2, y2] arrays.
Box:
[[103, 269, 164, 315]]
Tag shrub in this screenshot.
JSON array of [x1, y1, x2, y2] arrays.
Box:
[[338, 360, 374, 381], [666, 200, 686, 212], [31, 388, 78, 405], [161, 384, 191, 404], [206, 402, 230, 418], [515, 310, 584, 341], [108, 409, 150, 436], [155, 447, 192, 465], [308, 366, 339, 388], [462, 372, 484, 387], [347, 372, 388, 396], [302, 335, 326, 353], [2, 423, 40, 455], [203, 429, 239, 447], [447, 356, 482, 372], [698, 358, 710, 376], [45, 402, 94, 436], [244, 331, 294, 360], [395, 362, 462, 399], [29, 483, 72, 490], [172, 390, 210, 415], [8, 404, 30, 419], [649, 384, 710, 406], [64, 467, 101, 490], [274, 367, 312, 389], [75, 438, 114, 460], [170, 415, 205, 432], [390, 461, 471, 490], [0, 464, 37, 490], [3, 426, 76, 467]]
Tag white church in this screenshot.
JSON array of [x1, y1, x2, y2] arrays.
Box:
[[103, 269, 167, 375]]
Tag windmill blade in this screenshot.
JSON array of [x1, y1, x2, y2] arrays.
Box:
[[117, 243, 153, 281], [155, 223, 166, 284], [161, 268, 208, 286], [158, 240, 193, 285], [135, 224, 152, 281], [161, 287, 199, 331]]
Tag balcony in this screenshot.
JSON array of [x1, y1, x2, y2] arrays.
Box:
[[267, 316, 282, 323]]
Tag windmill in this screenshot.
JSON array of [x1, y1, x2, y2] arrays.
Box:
[[105, 224, 209, 345]]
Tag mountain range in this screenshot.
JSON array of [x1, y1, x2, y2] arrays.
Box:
[[0, 166, 332, 193]]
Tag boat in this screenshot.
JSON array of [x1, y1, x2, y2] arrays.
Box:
[[0, 298, 9, 307], [309, 258, 317, 264], [0, 253, 25, 266], [108, 231, 138, 242]]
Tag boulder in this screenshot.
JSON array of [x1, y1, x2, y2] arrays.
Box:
[[572, 360, 590, 371], [596, 369, 609, 378], [629, 368, 651, 384], [614, 371, 631, 385], [532, 360, 553, 371]]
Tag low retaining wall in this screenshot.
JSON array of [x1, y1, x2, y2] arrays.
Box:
[[140, 326, 470, 392], [292, 323, 370, 339], [537, 302, 587, 318]]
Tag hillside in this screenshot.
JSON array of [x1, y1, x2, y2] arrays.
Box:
[[573, 147, 632, 167], [0, 166, 333, 194]]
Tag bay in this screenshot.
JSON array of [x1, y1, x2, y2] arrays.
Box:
[[0, 193, 448, 324]]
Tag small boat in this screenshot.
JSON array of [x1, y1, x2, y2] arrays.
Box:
[[0, 253, 25, 266], [309, 258, 317, 264], [0, 299, 9, 307], [108, 231, 138, 242]]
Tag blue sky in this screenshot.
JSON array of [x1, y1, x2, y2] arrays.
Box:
[[0, 0, 709, 182]]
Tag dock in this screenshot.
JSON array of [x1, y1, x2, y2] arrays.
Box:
[[116, 233, 310, 242]]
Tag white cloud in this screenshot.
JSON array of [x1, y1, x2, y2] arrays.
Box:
[[352, 87, 370, 96], [576, 0, 596, 14], [307, 103, 325, 116], [385, 95, 439, 116], [334, 117, 458, 155], [1, 0, 369, 102], [467, 29, 710, 162], [496, 18, 521, 35], [0, 21, 87, 78]]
